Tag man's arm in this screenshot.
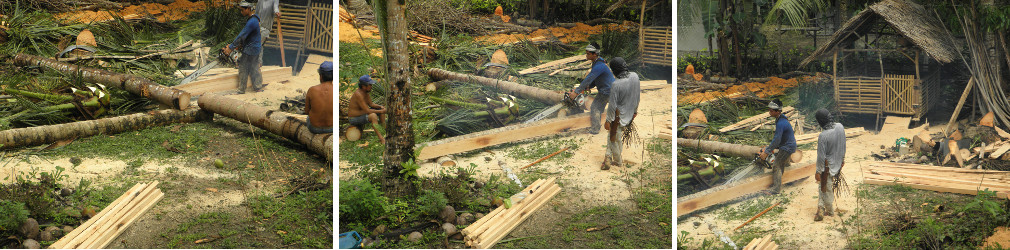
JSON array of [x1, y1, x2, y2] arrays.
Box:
[[573, 61, 604, 94], [229, 19, 256, 50], [764, 119, 785, 155], [364, 95, 385, 112], [273, 0, 281, 17]]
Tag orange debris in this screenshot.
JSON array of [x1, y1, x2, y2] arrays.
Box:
[[685, 64, 694, 74]]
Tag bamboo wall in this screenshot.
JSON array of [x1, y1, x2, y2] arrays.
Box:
[[263, 3, 332, 53], [641, 26, 672, 66]]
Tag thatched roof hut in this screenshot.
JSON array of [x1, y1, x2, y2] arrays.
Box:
[[798, 0, 959, 68]]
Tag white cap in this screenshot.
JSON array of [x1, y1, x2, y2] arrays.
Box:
[[768, 101, 781, 110], [585, 44, 599, 53], [238, 1, 253, 8]]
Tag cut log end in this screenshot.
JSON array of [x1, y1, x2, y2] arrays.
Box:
[[437, 156, 456, 167], [346, 126, 362, 141]]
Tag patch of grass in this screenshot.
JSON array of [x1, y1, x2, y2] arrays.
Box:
[[248, 186, 333, 249], [44, 122, 217, 162], [717, 195, 789, 221]]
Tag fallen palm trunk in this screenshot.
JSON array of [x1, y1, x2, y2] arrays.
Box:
[[198, 93, 332, 161], [427, 68, 563, 104], [0, 108, 210, 150], [10, 53, 191, 110], [677, 138, 803, 163], [51, 182, 164, 249]]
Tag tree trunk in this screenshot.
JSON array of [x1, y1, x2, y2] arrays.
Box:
[[529, 0, 538, 20], [730, 3, 743, 77], [10, 53, 191, 110], [0, 108, 211, 150], [677, 138, 803, 163], [716, 0, 731, 75], [197, 93, 333, 161], [428, 68, 564, 104], [376, 0, 416, 193]]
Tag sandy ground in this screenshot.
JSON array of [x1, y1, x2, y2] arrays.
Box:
[[339, 84, 673, 208], [676, 116, 934, 248]]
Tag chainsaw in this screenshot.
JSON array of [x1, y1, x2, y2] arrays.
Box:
[[523, 92, 586, 124], [178, 48, 240, 86], [723, 151, 776, 185]]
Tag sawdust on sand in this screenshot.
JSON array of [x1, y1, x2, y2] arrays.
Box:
[[339, 21, 379, 44], [58, 0, 207, 24]]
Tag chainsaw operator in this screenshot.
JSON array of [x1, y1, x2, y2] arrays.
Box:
[[758, 99, 796, 194], [566, 42, 614, 135], [814, 108, 846, 221], [602, 57, 639, 170], [223, 1, 263, 94]]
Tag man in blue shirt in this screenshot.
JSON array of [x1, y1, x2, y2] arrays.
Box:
[[758, 99, 796, 194], [223, 1, 263, 94], [566, 42, 615, 134]]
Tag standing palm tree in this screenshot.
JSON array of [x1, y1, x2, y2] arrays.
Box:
[[764, 0, 828, 27], [375, 0, 416, 193]]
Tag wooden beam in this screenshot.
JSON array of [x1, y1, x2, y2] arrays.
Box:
[[677, 163, 815, 217], [864, 177, 1010, 199], [946, 77, 975, 136], [173, 67, 293, 96], [517, 55, 585, 75], [416, 114, 590, 160], [640, 80, 668, 90], [719, 107, 796, 133]]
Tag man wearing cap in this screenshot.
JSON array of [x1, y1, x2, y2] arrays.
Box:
[[304, 61, 333, 134], [566, 42, 615, 134], [223, 1, 263, 94], [758, 99, 796, 194], [602, 57, 639, 170], [814, 108, 845, 221], [256, 0, 281, 64], [348, 75, 386, 144]]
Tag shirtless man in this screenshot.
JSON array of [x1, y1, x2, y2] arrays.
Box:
[[348, 75, 386, 144], [304, 61, 333, 134]]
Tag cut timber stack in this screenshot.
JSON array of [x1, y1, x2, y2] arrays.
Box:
[[862, 161, 1010, 198], [743, 235, 779, 250], [719, 107, 795, 133], [659, 120, 672, 139], [795, 127, 867, 144], [462, 178, 561, 249], [50, 182, 164, 249]]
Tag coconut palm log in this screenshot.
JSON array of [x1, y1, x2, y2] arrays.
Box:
[[376, 0, 415, 183], [197, 93, 332, 161], [0, 108, 211, 150], [10, 53, 191, 110], [677, 138, 803, 163], [427, 68, 564, 104]]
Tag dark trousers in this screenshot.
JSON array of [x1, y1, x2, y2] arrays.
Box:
[[238, 53, 263, 92], [771, 150, 791, 193]]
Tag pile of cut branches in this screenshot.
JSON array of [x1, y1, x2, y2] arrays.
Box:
[[405, 0, 529, 37]]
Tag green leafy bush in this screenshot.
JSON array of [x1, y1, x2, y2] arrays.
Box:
[[339, 179, 389, 223], [0, 200, 29, 231], [417, 190, 448, 217]]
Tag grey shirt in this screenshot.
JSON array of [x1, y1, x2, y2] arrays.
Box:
[[606, 72, 640, 126], [256, 0, 280, 32], [817, 122, 846, 176]]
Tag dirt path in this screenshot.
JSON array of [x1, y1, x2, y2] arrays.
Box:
[[677, 116, 934, 248]]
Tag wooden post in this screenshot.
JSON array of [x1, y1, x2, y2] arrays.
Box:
[[947, 78, 975, 136], [833, 50, 840, 116], [876, 52, 884, 131], [638, 0, 646, 68], [277, 15, 286, 67]]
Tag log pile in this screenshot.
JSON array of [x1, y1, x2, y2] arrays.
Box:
[[462, 178, 561, 249], [862, 161, 1010, 198], [743, 235, 779, 250], [51, 182, 164, 249], [719, 107, 795, 133]]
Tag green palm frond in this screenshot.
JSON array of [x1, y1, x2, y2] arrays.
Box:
[[764, 0, 828, 27]]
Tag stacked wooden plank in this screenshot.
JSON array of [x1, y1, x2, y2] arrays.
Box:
[[517, 55, 585, 75], [51, 182, 164, 249], [794, 127, 867, 144], [862, 161, 1010, 198], [462, 178, 561, 249], [659, 120, 673, 140], [743, 235, 779, 250], [719, 107, 795, 133], [409, 31, 436, 43]]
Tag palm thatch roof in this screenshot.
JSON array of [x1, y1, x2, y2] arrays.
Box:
[[798, 0, 959, 68]]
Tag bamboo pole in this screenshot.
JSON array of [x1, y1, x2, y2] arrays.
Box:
[[50, 183, 144, 249], [89, 190, 164, 249], [75, 181, 159, 248], [477, 183, 561, 249], [476, 179, 555, 243], [521, 147, 570, 170], [466, 178, 552, 241], [11, 53, 192, 110], [733, 201, 781, 231], [62, 182, 151, 248]]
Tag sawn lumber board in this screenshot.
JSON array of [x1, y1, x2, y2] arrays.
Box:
[[863, 178, 1010, 199], [640, 80, 669, 90], [173, 67, 292, 95], [677, 163, 815, 217], [795, 127, 866, 144], [416, 114, 590, 160]]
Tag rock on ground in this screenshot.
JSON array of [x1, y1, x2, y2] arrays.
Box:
[[457, 213, 474, 225], [442, 222, 457, 235], [440, 205, 456, 223], [407, 231, 423, 242], [23, 239, 40, 249], [20, 218, 39, 240]]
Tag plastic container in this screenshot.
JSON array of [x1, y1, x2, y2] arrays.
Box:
[[338, 231, 363, 249]]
